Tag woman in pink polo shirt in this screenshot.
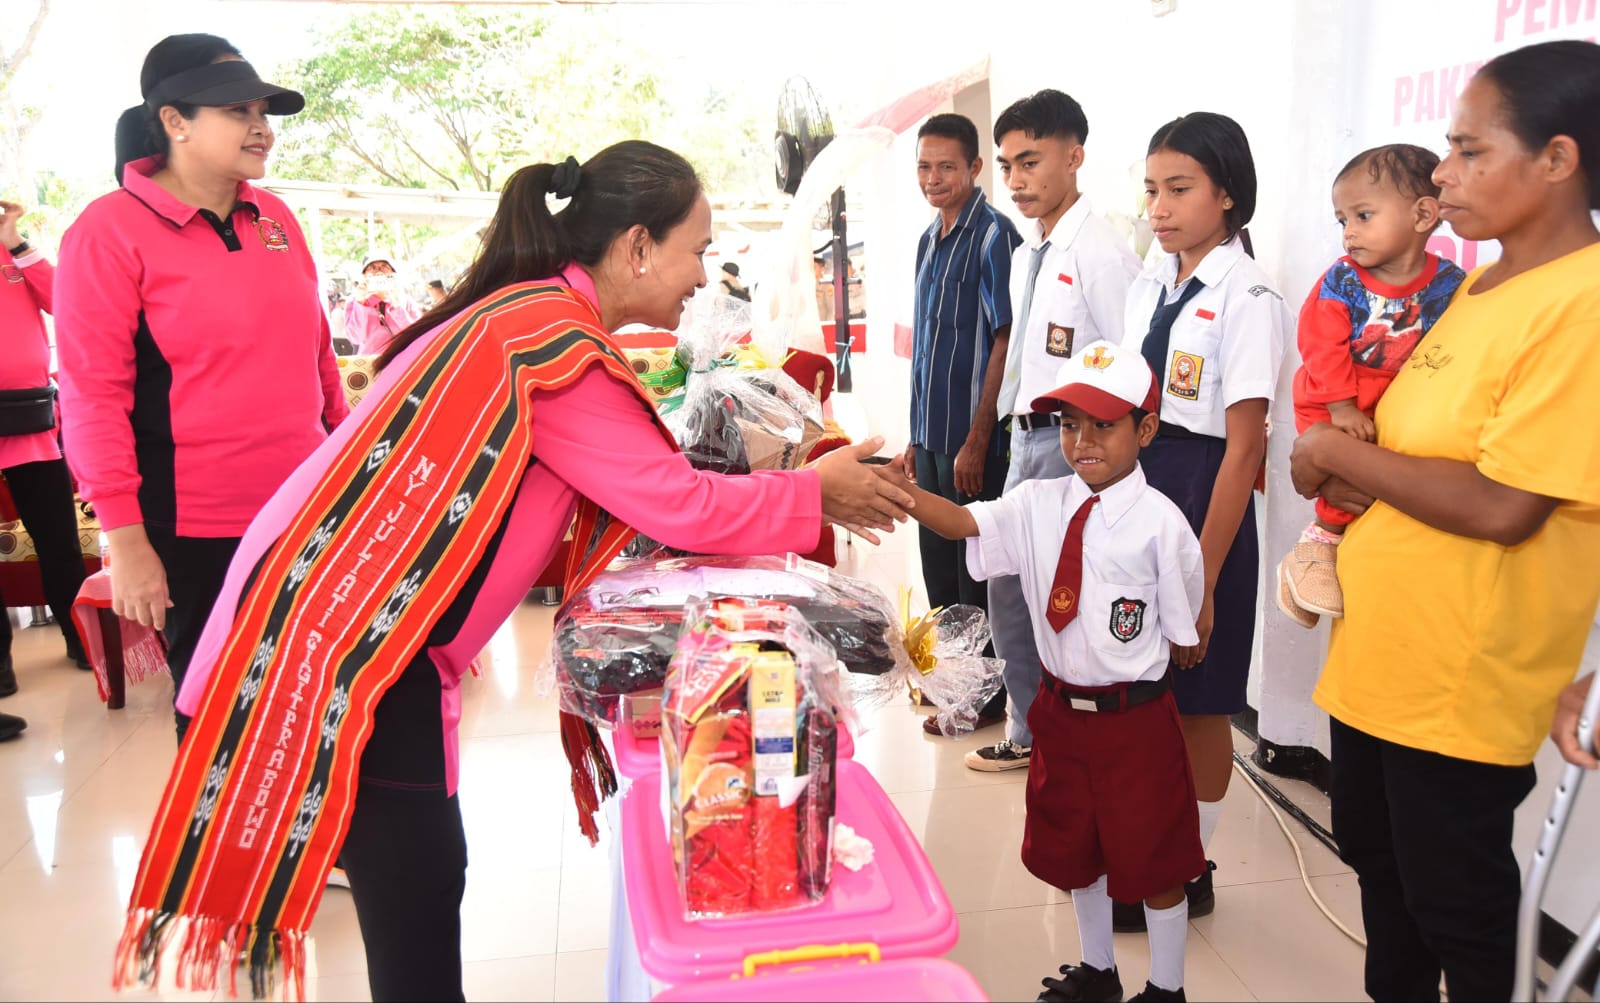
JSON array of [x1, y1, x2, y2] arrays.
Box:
[[0, 198, 89, 708], [54, 34, 347, 740]]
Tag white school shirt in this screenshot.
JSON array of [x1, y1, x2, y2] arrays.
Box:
[[998, 196, 1141, 419], [1121, 238, 1291, 438], [966, 463, 1204, 686]]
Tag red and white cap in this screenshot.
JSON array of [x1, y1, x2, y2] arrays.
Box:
[[1030, 340, 1160, 421]]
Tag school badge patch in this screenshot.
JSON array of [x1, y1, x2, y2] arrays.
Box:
[[256, 215, 291, 252], [1109, 597, 1146, 643], [1167, 351, 1202, 400], [1046, 323, 1076, 358], [1051, 586, 1076, 617]]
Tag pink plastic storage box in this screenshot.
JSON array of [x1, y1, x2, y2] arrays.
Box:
[[620, 758, 956, 984], [652, 955, 988, 1002]]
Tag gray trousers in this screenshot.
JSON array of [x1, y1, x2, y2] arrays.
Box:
[[987, 424, 1073, 746]]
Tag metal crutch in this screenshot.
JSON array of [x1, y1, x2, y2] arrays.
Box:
[[1515, 672, 1600, 1002]]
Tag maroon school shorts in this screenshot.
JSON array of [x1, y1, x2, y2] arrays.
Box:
[[1021, 678, 1205, 903]]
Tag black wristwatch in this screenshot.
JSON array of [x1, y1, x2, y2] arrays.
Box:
[[7, 240, 29, 256]]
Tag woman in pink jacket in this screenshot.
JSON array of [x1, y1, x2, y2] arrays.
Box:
[[343, 256, 422, 356], [0, 199, 89, 712], [119, 141, 911, 1003], [54, 35, 347, 740]]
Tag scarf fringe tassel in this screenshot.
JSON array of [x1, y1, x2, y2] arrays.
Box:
[[113, 907, 309, 1001], [560, 710, 618, 845]]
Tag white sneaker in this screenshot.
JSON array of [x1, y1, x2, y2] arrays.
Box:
[[964, 739, 1032, 772], [326, 865, 351, 889]]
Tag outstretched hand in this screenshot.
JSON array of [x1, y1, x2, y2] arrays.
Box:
[[813, 436, 914, 545]]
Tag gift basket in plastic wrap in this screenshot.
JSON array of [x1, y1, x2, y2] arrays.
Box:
[[900, 597, 1005, 737], [547, 554, 910, 737], [661, 597, 846, 919], [651, 295, 827, 476]]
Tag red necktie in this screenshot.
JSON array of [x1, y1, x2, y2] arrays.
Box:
[[1046, 494, 1099, 632]]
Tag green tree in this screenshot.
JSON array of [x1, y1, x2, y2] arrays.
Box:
[[271, 6, 676, 193]]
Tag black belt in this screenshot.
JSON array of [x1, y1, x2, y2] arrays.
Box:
[[1013, 412, 1063, 433], [1155, 421, 1223, 443], [1041, 670, 1171, 713]]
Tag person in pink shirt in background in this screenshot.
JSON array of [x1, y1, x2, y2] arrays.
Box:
[[0, 198, 90, 720], [53, 34, 347, 740], [343, 256, 422, 355]]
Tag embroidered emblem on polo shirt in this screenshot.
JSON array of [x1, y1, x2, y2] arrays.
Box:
[[2, 263, 22, 284], [1409, 344, 1454, 376], [1167, 352, 1202, 400], [256, 216, 290, 252], [1051, 586, 1076, 617], [1109, 597, 1146, 642], [1046, 323, 1076, 358]]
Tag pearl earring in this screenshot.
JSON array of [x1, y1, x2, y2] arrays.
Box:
[[639, 267, 647, 275], [176, 135, 189, 143]]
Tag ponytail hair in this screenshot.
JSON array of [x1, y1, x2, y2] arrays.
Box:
[[1148, 111, 1258, 239], [115, 33, 241, 185], [378, 140, 703, 370]]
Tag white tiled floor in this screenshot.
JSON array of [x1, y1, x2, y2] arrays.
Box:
[[0, 509, 1374, 1002]]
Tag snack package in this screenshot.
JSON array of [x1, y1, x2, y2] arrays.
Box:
[[660, 597, 846, 919], [902, 599, 1006, 738], [545, 554, 910, 729]]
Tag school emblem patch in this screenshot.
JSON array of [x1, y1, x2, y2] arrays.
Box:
[[1109, 597, 1146, 643], [256, 215, 291, 252], [1, 263, 21, 284], [1051, 586, 1076, 617], [1167, 351, 1202, 400], [1046, 323, 1076, 358], [1083, 345, 1114, 370]]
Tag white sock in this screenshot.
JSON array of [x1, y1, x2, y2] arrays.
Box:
[[1144, 899, 1189, 992], [1197, 798, 1223, 857], [1071, 875, 1116, 972]]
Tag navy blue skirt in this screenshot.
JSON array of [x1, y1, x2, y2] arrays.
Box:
[[1141, 433, 1258, 716]]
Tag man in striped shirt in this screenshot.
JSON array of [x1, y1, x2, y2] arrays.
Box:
[[902, 114, 1022, 734]]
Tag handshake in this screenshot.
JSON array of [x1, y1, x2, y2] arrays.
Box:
[[809, 437, 920, 544]]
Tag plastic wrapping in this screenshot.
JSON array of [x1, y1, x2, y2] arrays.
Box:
[[666, 297, 824, 476], [661, 597, 844, 919], [902, 601, 1005, 738], [546, 554, 910, 730]]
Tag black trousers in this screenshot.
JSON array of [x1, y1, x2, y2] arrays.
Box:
[[340, 650, 468, 1002], [146, 530, 239, 742], [0, 458, 88, 659], [1330, 717, 1536, 1002]]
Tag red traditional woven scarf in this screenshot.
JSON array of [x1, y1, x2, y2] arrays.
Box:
[[114, 281, 663, 999]]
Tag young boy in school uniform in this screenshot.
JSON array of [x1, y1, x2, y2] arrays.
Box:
[[880, 340, 1206, 1002]]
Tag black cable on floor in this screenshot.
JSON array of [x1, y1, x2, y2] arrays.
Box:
[[1231, 750, 1340, 855]]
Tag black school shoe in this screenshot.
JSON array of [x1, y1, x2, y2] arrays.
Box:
[[1037, 961, 1123, 1002], [0, 654, 17, 698], [65, 643, 93, 672], [1128, 982, 1186, 1002], [0, 711, 26, 741], [1110, 861, 1218, 932]]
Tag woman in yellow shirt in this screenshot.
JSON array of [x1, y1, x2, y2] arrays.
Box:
[[1289, 39, 1600, 1003]]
